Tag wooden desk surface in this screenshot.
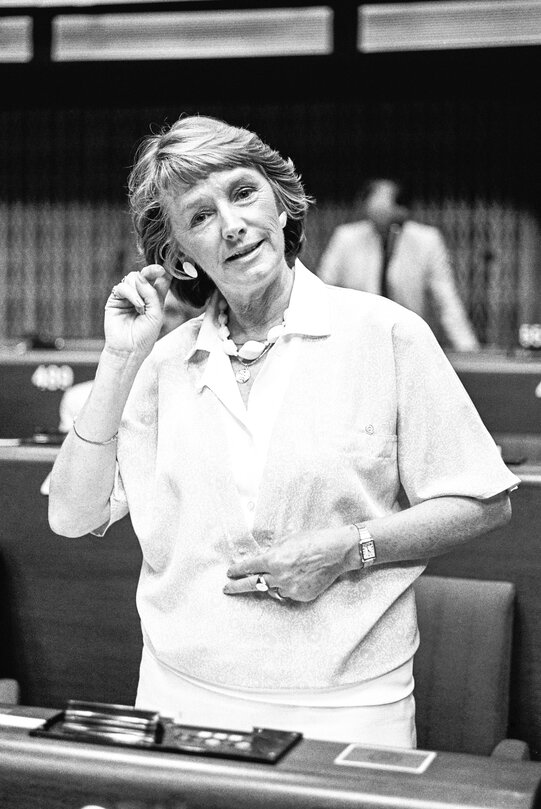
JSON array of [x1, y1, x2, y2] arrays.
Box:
[[447, 351, 541, 374], [1, 708, 541, 809]]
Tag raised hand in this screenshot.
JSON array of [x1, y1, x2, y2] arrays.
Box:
[[104, 264, 172, 356]]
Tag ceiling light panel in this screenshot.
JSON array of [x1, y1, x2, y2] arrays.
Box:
[[359, 0, 541, 52], [52, 7, 332, 61], [0, 15, 32, 62]]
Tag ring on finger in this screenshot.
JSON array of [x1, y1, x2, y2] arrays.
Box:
[[255, 575, 269, 592], [269, 589, 287, 602]]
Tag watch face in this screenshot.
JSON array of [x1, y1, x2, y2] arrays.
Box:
[[361, 540, 376, 563]]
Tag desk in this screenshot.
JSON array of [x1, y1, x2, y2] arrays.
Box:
[[0, 446, 142, 708], [448, 352, 541, 434], [1, 348, 540, 439], [1, 708, 541, 808], [0, 349, 100, 438]]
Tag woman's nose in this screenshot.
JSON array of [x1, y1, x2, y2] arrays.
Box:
[[220, 206, 246, 240]]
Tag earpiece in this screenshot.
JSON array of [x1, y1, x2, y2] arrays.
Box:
[[182, 261, 198, 279], [279, 211, 287, 228]]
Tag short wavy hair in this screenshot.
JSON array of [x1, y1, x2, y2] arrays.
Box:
[[128, 115, 313, 307]]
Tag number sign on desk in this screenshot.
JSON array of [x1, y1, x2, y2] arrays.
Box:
[[31, 364, 74, 392], [0, 351, 99, 438]]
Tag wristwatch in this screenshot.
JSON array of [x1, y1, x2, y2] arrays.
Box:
[[354, 523, 377, 569]]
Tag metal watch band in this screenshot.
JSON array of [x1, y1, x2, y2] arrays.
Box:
[[353, 523, 377, 569]]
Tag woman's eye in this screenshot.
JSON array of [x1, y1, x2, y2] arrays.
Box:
[[191, 211, 211, 227], [236, 186, 256, 201]]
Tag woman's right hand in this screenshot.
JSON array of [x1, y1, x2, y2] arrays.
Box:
[[104, 264, 172, 357]]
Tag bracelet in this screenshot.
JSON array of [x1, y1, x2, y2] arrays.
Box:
[[72, 419, 118, 446], [353, 523, 377, 569]]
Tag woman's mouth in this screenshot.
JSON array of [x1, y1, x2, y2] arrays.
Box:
[[225, 240, 264, 262]]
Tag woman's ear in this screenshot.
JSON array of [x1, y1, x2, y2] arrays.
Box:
[[279, 211, 287, 228], [160, 242, 198, 280]]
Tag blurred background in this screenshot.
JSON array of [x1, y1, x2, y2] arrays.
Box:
[[0, 0, 540, 347]]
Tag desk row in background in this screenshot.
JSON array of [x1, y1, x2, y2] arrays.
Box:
[[1, 348, 541, 440], [0, 347, 101, 440]]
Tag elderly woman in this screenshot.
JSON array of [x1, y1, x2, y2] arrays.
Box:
[[49, 115, 518, 749]]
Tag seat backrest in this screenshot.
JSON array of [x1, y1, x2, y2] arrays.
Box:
[[413, 574, 515, 755]]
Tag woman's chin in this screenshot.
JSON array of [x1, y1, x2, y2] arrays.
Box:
[[226, 254, 287, 289]]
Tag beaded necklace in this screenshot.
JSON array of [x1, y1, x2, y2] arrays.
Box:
[[217, 299, 287, 384]]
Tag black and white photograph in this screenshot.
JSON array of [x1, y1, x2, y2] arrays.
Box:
[[1, 1, 541, 807]]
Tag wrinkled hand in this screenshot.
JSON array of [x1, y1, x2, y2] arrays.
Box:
[[223, 526, 357, 603], [104, 264, 171, 357]]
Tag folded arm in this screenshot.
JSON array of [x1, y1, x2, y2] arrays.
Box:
[[224, 492, 511, 602]]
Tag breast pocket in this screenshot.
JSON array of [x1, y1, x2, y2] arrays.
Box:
[[340, 428, 399, 508], [308, 425, 397, 484], [346, 427, 398, 461]]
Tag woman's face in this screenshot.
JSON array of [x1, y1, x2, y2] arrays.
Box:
[[165, 167, 289, 301]]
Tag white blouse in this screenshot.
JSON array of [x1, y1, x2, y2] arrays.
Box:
[[100, 262, 519, 701], [167, 263, 413, 707]]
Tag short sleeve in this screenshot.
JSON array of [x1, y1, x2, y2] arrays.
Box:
[[393, 312, 520, 505]]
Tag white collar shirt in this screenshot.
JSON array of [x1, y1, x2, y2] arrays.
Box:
[[190, 260, 330, 530], [163, 261, 414, 706], [100, 260, 518, 707]]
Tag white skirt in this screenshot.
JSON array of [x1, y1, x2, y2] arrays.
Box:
[[135, 647, 417, 749]]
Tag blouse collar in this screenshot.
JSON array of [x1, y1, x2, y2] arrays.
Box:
[[187, 259, 331, 362]]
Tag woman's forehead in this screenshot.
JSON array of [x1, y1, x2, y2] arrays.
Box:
[[166, 166, 267, 211]]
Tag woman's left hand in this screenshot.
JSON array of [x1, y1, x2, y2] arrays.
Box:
[[223, 526, 358, 602]]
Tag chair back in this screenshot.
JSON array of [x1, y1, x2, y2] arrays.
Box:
[[413, 574, 515, 755]]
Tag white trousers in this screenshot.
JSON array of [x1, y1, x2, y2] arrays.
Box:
[[135, 648, 417, 749]]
